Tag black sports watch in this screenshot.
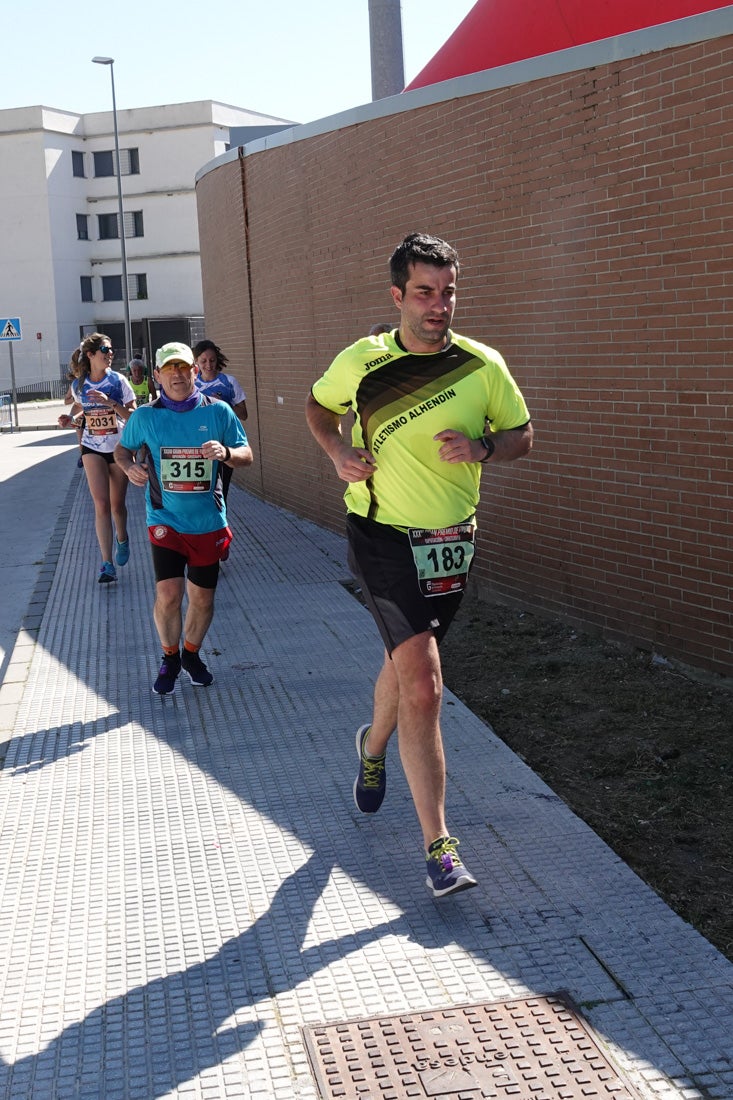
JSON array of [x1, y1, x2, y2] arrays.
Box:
[[478, 434, 495, 462]]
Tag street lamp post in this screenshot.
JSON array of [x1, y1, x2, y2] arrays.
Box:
[[91, 56, 132, 367]]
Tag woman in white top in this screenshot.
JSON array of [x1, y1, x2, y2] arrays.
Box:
[[58, 333, 136, 583]]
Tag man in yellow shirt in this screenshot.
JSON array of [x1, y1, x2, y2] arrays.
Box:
[[306, 232, 533, 898], [128, 358, 157, 406]]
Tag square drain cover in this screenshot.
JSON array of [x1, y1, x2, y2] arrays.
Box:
[[304, 991, 643, 1099]]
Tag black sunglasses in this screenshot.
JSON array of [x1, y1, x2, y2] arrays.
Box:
[[97, 345, 114, 354]]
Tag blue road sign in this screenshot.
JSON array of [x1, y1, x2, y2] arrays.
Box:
[[0, 318, 22, 340]]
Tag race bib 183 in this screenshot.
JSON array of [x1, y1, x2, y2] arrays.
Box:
[[408, 523, 475, 596]]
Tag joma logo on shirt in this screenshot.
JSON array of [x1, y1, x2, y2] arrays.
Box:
[[365, 353, 393, 370]]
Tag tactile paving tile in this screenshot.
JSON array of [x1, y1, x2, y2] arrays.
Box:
[[304, 992, 644, 1100]]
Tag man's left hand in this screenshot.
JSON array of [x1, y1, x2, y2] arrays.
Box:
[[201, 440, 229, 461], [434, 429, 476, 464]]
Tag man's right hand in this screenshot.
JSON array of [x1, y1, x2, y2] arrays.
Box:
[[125, 463, 149, 487], [332, 445, 377, 483], [305, 394, 376, 482]]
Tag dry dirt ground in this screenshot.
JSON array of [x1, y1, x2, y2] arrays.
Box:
[[439, 593, 733, 963]]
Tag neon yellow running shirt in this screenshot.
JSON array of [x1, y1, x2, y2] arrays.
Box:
[[130, 378, 151, 405], [311, 330, 530, 529]]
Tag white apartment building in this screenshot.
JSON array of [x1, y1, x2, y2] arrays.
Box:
[[0, 100, 293, 393]]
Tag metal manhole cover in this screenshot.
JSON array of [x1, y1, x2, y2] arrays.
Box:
[[303, 991, 643, 1099]]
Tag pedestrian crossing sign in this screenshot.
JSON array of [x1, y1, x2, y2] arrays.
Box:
[[0, 317, 22, 340]]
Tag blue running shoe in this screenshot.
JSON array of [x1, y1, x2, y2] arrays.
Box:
[[115, 538, 130, 567], [426, 836, 477, 898], [153, 653, 181, 695], [353, 724, 386, 813], [98, 561, 117, 584]]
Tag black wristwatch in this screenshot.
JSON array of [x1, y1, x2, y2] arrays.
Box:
[[478, 434, 495, 462]]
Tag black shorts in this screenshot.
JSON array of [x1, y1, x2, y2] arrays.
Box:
[[221, 462, 234, 501], [346, 512, 468, 656], [81, 446, 115, 465], [150, 543, 220, 589]]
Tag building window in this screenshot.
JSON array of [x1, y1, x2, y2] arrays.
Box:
[[76, 214, 89, 240], [129, 273, 148, 300], [93, 148, 140, 177], [100, 273, 147, 301], [98, 213, 118, 240], [80, 276, 93, 303], [93, 150, 114, 177], [120, 148, 140, 175], [102, 275, 122, 301], [72, 150, 85, 178], [123, 210, 144, 238], [98, 210, 144, 240]]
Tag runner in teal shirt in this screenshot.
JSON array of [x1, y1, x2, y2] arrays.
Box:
[[115, 342, 252, 696]]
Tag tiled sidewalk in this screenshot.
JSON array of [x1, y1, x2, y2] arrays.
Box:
[[0, 473, 731, 1099]]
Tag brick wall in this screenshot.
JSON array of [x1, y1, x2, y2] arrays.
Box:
[[197, 32, 733, 677]]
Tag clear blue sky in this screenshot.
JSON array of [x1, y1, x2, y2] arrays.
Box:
[[3, 1, 476, 124]]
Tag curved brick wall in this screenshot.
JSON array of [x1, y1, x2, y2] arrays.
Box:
[[196, 24, 733, 676]]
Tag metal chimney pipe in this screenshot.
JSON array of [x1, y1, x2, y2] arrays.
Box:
[[368, 0, 405, 100]]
